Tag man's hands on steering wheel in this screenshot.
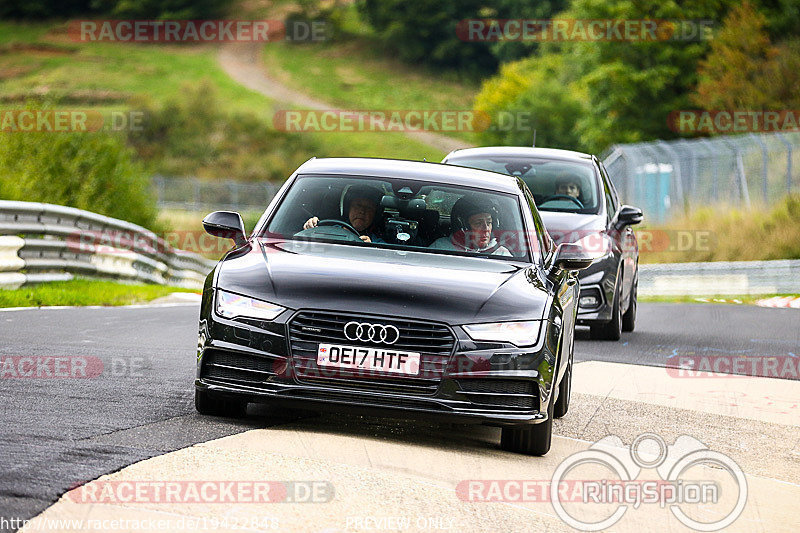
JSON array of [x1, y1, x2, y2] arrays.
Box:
[[302, 217, 371, 242], [540, 194, 584, 208]]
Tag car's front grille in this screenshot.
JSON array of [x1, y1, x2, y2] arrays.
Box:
[[288, 311, 455, 396], [201, 349, 275, 385], [457, 379, 536, 409]]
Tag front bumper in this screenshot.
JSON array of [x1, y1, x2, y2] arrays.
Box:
[[196, 307, 560, 427], [575, 257, 617, 326]]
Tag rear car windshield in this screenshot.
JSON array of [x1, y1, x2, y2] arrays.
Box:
[[261, 175, 534, 261], [447, 156, 601, 214]]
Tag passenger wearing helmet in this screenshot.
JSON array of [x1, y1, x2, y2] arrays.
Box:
[[303, 185, 384, 243], [429, 195, 511, 256]]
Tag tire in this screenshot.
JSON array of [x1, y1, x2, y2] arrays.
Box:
[[622, 275, 637, 332], [590, 282, 622, 341], [501, 398, 554, 456], [553, 358, 572, 418], [195, 388, 247, 418]]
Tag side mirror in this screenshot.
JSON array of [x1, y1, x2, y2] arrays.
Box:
[[615, 205, 643, 229], [202, 211, 247, 247], [550, 242, 595, 272]]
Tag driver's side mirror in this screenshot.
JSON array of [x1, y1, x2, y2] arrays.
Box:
[[549, 242, 595, 273], [615, 205, 643, 229], [203, 211, 247, 247]]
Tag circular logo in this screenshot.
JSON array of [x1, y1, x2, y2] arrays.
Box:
[[343, 321, 400, 345]]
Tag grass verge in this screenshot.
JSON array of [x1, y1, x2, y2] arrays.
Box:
[[639, 294, 800, 304], [0, 279, 194, 308], [639, 195, 800, 263]]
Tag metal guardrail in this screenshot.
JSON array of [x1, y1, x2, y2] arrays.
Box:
[[0, 201, 216, 290], [638, 259, 800, 296]]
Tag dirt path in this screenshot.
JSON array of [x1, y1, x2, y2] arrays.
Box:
[[218, 42, 471, 154]]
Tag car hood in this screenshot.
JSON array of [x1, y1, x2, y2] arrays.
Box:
[[538, 212, 606, 244], [215, 240, 550, 324]]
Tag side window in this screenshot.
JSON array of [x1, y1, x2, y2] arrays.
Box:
[[523, 187, 551, 259]]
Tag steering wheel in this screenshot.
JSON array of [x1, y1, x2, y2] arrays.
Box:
[[540, 194, 584, 208], [315, 219, 363, 238]]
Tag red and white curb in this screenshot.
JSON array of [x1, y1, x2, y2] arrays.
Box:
[[756, 296, 800, 308]]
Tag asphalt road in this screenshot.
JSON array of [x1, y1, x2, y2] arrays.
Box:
[[1, 302, 798, 529]]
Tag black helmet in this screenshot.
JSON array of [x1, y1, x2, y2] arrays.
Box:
[[451, 195, 498, 232]]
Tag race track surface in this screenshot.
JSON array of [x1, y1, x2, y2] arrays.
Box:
[[1, 303, 798, 531]]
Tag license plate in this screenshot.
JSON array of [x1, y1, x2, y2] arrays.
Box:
[[317, 343, 420, 376]]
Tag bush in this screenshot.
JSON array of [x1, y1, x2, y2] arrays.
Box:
[[473, 54, 585, 149], [0, 113, 160, 230], [127, 82, 320, 182]]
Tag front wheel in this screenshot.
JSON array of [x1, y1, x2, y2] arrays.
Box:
[[501, 401, 553, 456], [195, 388, 247, 418]]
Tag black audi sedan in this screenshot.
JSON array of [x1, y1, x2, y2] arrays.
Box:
[[196, 157, 595, 455], [443, 147, 642, 340]]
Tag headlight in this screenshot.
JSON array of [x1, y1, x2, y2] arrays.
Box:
[[462, 320, 542, 347], [215, 290, 286, 321]]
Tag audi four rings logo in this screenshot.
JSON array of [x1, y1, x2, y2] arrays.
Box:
[[343, 321, 400, 345]]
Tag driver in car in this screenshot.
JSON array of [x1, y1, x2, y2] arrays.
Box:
[[554, 174, 583, 201], [429, 195, 511, 256], [302, 185, 384, 243]]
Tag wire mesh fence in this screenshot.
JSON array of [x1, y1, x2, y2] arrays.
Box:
[[602, 132, 800, 223], [153, 132, 800, 222]]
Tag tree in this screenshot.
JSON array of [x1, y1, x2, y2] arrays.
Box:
[[473, 53, 584, 149], [692, 2, 800, 111], [692, 2, 777, 110]]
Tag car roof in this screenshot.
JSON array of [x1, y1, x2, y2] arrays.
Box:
[[295, 157, 523, 194], [444, 146, 595, 162]]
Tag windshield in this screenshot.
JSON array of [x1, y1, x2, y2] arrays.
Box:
[[262, 175, 533, 261], [447, 156, 600, 214]]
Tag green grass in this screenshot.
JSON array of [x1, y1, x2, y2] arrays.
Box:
[[0, 21, 439, 171], [639, 195, 800, 263], [640, 294, 800, 304], [261, 37, 480, 145], [0, 279, 195, 308]]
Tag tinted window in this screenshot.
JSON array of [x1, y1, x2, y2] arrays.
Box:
[[447, 156, 601, 214], [262, 175, 533, 262]]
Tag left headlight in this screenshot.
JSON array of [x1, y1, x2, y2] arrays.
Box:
[[462, 320, 543, 347], [215, 290, 286, 321]]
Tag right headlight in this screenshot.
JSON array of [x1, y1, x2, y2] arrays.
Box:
[[215, 290, 286, 321]]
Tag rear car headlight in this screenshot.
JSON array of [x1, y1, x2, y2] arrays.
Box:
[[463, 320, 542, 347], [215, 290, 286, 321]]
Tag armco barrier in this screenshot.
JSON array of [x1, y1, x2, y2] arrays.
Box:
[[638, 259, 800, 296], [0, 200, 216, 290]]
